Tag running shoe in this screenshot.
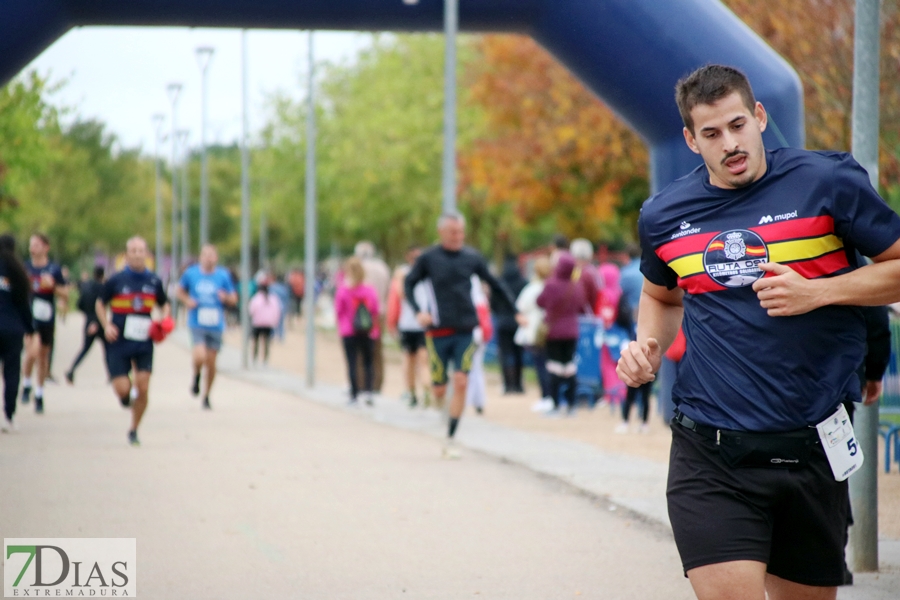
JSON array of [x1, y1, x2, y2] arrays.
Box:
[[475, 406, 484, 415], [441, 439, 462, 460], [409, 394, 418, 409], [21, 386, 31, 404], [64, 371, 74, 385], [128, 430, 140, 447], [119, 393, 131, 408], [35, 396, 44, 414], [202, 397, 212, 410], [1, 416, 15, 432], [614, 422, 630, 434], [531, 398, 554, 413], [363, 392, 374, 407], [191, 373, 201, 397]]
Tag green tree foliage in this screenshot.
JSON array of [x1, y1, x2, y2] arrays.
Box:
[[0, 72, 57, 212], [257, 34, 483, 265]]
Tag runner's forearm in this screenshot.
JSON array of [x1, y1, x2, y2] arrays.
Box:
[[635, 291, 683, 357], [818, 258, 900, 307]]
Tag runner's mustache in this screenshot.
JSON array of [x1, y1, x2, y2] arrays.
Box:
[[721, 150, 748, 166]]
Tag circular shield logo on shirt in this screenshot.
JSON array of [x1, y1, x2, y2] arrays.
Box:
[[703, 229, 768, 288], [132, 297, 144, 311]]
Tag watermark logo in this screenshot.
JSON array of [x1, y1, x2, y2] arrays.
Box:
[[4, 539, 136, 597]]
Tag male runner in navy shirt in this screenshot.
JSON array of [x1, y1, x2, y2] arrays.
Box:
[[21, 233, 67, 413], [96, 236, 169, 446], [617, 65, 900, 600]]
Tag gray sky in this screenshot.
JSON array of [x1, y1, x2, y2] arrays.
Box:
[[25, 27, 373, 157]]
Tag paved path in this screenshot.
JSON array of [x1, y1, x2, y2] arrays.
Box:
[[1, 318, 897, 598], [2, 321, 692, 599]]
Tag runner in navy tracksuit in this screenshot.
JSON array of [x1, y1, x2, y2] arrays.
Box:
[[0, 234, 34, 431]]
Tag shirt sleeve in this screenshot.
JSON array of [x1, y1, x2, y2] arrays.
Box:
[[155, 278, 168, 307], [99, 278, 115, 304], [476, 258, 517, 313], [53, 266, 66, 286], [404, 255, 428, 314], [638, 210, 679, 289], [179, 269, 192, 293], [831, 153, 900, 257]]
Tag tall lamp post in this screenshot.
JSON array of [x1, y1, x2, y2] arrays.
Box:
[[152, 113, 165, 274], [196, 46, 214, 249], [240, 29, 252, 368], [442, 0, 458, 214], [303, 30, 317, 387], [177, 129, 191, 266], [166, 82, 183, 283]]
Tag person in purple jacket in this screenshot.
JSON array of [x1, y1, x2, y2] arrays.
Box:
[[537, 252, 591, 415]]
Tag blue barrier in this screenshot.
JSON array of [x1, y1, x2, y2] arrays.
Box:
[[575, 316, 603, 405]]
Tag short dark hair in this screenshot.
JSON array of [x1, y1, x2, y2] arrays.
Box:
[[675, 64, 757, 134], [93, 265, 105, 280], [31, 232, 50, 246]]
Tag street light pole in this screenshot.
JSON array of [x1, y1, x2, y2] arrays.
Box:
[[152, 113, 165, 274], [196, 46, 214, 249], [177, 129, 191, 267], [240, 29, 252, 369], [849, 0, 881, 573], [304, 30, 317, 388], [166, 82, 182, 284], [441, 0, 458, 214]]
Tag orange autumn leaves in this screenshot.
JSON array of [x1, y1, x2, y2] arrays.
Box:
[[458, 35, 648, 239]]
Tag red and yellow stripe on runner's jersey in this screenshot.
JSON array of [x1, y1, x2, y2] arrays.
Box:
[[655, 216, 849, 295], [109, 292, 157, 314]]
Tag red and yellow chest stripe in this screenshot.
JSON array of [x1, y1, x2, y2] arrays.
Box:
[[110, 292, 157, 314], [656, 216, 849, 294]]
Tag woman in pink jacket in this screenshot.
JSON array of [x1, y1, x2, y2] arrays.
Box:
[[248, 282, 283, 365], [334, 257, 381, 405]]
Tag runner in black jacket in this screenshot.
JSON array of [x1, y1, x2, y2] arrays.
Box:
[[65, 265, 106, 384], [404, 212, 517, 458], [0, 234, 34, 431]]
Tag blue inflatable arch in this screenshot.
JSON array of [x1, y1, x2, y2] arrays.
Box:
[[1, 0, 803, 191]]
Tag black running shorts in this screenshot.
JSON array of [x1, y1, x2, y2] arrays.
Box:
[[399, 330, 426, 354], [426, 332, 475, 385], [666, 422, 848, 587], [33, 322, 55, 346], [105, 342, 154, 379]]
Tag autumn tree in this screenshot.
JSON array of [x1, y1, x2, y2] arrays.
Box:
[[458, 35, 649, 247], [722, 0, 900, 198]]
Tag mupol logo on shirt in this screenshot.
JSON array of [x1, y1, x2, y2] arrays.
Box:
[[759, 210, 798, 225], [703, 229, 768, 287]]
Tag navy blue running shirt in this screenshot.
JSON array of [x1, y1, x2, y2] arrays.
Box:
[[100, 267, 167, 352], [639, 148, 900, 432], [25, 260, 65, 325]]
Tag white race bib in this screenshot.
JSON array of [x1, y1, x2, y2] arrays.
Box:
[[197, 307, 221, 327], [32, 298, 53, 322], [816, 404, 864, 481], [123, 315, 152, 342]]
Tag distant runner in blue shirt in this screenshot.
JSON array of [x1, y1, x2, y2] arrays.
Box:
[[177, 244, 237, 410]]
